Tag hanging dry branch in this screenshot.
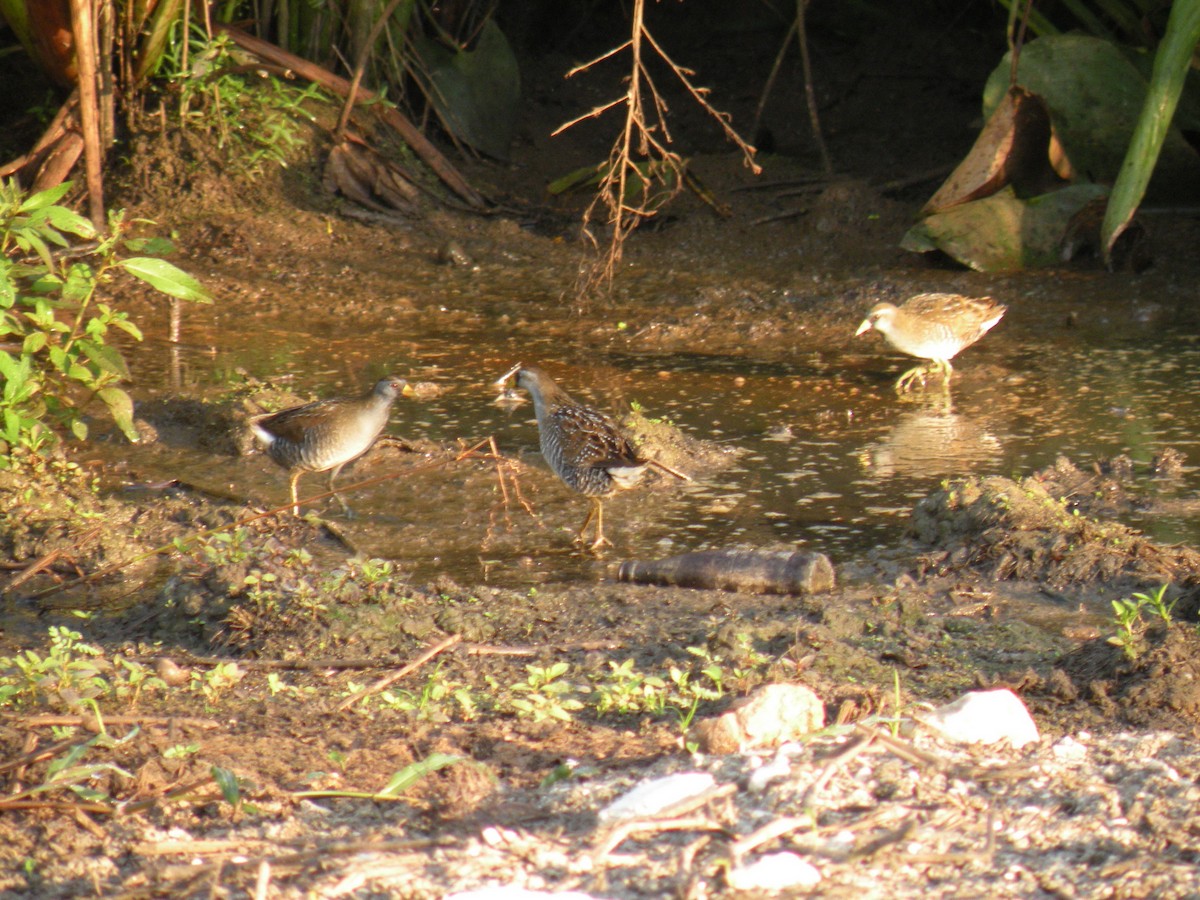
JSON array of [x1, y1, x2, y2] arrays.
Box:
[[554, 0, 760, 297]]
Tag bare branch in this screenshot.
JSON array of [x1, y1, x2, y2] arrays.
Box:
[[564, 39, 634, 78], [556, 0, 761, 297]]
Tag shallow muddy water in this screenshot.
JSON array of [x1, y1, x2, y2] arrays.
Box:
[[102, 244, 1200, 594]]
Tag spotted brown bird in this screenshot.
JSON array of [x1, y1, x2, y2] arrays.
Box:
[[508, 366, 678, 549], [855, 293, 1007, 392], [251, 375, 411, 516]]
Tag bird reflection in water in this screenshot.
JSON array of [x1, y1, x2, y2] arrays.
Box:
[[859, 392, 1003, 479]]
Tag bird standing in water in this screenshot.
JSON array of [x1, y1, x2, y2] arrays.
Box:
[[251, 375, 411, 516], [855, 293, 1007, 392], [506, 365, 685, 550]]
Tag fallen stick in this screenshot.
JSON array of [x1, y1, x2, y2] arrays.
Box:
[[335, 634, 462, 712]]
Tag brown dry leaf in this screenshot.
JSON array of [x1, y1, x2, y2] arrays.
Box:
[[323, 141, 422, 216], [921, 87, 1052, 215]]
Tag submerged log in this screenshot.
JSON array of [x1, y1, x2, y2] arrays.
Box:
[[617, 549, 835, 596]]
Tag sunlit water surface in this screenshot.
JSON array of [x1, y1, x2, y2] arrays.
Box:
[[108, 275, 1200, 589]]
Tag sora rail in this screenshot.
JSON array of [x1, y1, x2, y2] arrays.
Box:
[[251, 375, 411, 516], [508, 366, 654, 550], [855, 293, 1007, 392]]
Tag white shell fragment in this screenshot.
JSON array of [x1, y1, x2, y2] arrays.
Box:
[[727, 852, 822, 892], [1051, 735, 1088, 761], [746, 742, 802, 794], [918, 688, 1040, 749], [597, 772, 716, 823]]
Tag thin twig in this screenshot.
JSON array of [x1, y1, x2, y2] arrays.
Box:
[[560, 0, 760, 297], [751, 18, 798, 140], [10, 714, 221, 730], [800, 731, 876, 811], [69, 0, 106, 227], [795, 0, 833, 176], [593, 814, 731, 862], [0, 736, 81, 776], [334, 634, 462, 712], [335, 0, 410, 140], [732, 816, 815, 862]]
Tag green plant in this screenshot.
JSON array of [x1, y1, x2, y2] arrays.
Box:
[[368, 662, 477, 720], [192, 661, 245, 703], [347, 556, 396, 585], [1108, 583, 1176, 660], [241, 571, 281, 614], [0, 730, 137, 809], [159, 27, 325, 178], [294, 753, 482, 802], [0, 626, 107, 711], [509, 662, 585, 723], [670, 646, 727, 703], [0, 630, 169, 730], [197, 527, 255, 566], [592, 658, 669, 716], [265, 672, 315, 699], [1138, 583, 1177, 626], [210, 764, 258, 816], [0, 181, 210, 452]]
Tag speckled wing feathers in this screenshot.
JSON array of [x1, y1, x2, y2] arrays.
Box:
[[902, 293, 1006, 353], [256, 399, 349, 450], [548, 405, 641, 471]]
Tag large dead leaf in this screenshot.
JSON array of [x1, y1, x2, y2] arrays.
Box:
[[902, 183, 1109, 272], [982, 34, 1200, 194], [922, 87, 1053, 215]]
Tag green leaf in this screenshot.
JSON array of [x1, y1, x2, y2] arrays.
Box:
[[97, 386, 138, 443], [16, 182, 73, 214], [413, 19, 521, 160], [22, 332, 46, 355], [122, 236, 176, 255], [210, 765, 242, 806], [901, 183, 1109, 271], [13, 230, 53, 269], [117, 258, 213, 303], [1102, 0, 1200, 260], [80, 340, 131, 379], [38, 205, 96, 240], [547, 163, 608, 196], [0, 350, 29, 396], [982, 34, 1200, 189], [67, 362, 93, 382], [375, 752, 463, 798], [108, 317, 143, 341]]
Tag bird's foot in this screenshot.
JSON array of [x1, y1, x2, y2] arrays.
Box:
[[894, 365, 929, 393], [574, 530, 613, 552]]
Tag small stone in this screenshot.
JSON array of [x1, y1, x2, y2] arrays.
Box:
[[1051, 735, 1088, 761], [746, 743, 801, 793], [155, 658, 191, 687], [918, 688, 1040, 749], [727, 852, 822, 892], [694, 683, 825, 754]]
